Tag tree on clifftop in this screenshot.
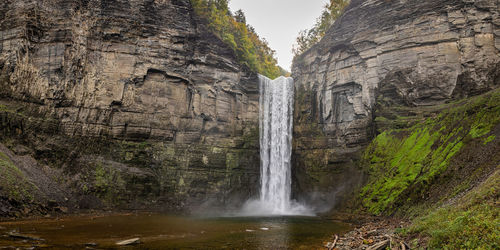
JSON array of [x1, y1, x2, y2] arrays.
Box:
[[190, 0, 281, 79], [292, 0, 350, 58]]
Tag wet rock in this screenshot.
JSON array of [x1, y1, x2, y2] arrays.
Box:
[[84, 242, 98, 247], [21, 207, 31, 215], [11, 145, 32, 156], [0, 0, 261, 211], [54, 206, 68, 213], [47, 200, 58, 208], [292, 0, 499, 206]]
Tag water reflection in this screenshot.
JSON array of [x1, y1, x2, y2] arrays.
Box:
[[0, 214, 349, 249], [256, 219, 289, 249]]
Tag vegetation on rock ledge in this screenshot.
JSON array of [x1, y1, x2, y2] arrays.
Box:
[[292, 0, 350, 57], [361, 89, 500, 215], [190, 0, 283, 79], [0, 151, 35, 203], [359, 88, 500, 248]]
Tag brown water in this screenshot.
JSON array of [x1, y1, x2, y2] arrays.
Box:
[[0, 213, 349, 249]]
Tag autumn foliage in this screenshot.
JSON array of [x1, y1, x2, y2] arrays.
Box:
[[190, 0, 282, 79]]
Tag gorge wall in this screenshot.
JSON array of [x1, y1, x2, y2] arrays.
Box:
[[291, 0, 500, 206], [0, 0, 261, 214]]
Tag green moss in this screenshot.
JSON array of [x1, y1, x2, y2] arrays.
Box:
[[405, 170, 500, 249], [92, 163, 126, 204], [361, 128, 452, 214], [0, 152, 36, 202], [361, 89, 500, 215], [0, 103, 20, 114], [483, 135, 496, 145], [241, 126, 259, 149], [226, 152, 238, 170], [94, 164, 109, 193]]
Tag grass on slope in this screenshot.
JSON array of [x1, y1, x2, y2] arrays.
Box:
[[0, 151, 36, 202], [405, 169, 499, 249], [360, 89, 500, 215]]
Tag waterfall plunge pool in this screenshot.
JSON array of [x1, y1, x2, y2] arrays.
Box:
[[0, 213, 350, 249], [0, 76, 348, 249]]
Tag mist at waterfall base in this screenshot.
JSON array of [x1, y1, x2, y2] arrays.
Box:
[[239, 75, 313, 217]]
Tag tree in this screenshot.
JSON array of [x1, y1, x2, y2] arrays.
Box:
[[190, 0, 282, 79], [234, 9, 246, 24], [292, 0, 349, 58]]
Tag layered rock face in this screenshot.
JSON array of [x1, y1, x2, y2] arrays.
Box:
[[292, 0, 499, 206], [0, 0, 260, 211]]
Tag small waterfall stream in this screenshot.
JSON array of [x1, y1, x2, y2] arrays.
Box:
[[241, 75, 311, 216]]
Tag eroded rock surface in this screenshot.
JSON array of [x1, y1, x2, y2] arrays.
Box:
[[0, 0, 260, 212], [292, 0, 499, 206]]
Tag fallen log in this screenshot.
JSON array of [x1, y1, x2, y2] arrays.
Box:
[[328, 235, 339, 250], [401, 241, 406, 250], [402, 241, 410, 249], [366, 240, 389, 250], [388, 235, 393, 249]]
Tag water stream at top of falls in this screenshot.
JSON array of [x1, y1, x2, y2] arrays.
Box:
[[240, 75, 312, 216]]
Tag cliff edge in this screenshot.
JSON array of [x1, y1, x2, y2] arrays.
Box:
[[0, 0, 260, 216], [291, 0, 499, 207]]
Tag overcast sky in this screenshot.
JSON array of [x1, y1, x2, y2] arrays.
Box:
[[228, 0, 328, 71]]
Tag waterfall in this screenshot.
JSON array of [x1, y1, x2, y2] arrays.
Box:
[[259, 75, 294, 213], [240, 75, 312, 216]]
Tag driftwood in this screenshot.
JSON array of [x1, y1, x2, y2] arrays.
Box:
[[401, 241, 410, 250], [328, 235, 339, 250], [401, 241, 406, 250], [387, 235, 393, 249], [116, 238, 141, 246], [8, 232, 43, 241], [366, 240, 389, 250]]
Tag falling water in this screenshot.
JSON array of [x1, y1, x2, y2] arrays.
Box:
[[259, 75, 294, 213], [240, 75, 312, 216]]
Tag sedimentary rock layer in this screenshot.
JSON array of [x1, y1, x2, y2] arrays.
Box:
[[0, 0, 260, 211], [291, 0, 500, 205]]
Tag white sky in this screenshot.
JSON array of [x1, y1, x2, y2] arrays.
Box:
[[228, 0, 328, 71]]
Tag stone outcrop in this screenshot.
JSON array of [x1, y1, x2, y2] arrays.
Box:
[[291, 0, 500, 206], [0, 0, 260, 212]]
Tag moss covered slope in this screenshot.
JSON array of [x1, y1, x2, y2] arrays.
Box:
[[357, 88, 500, 247], [361, 89, 500, 215], [406, 169, 499, 249]]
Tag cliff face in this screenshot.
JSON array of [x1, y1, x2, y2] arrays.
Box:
[[0, 0, 260, 213], [291, 0, 500, 205]]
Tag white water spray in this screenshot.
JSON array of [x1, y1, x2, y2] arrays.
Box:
[[241, 75, 312, 216]]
